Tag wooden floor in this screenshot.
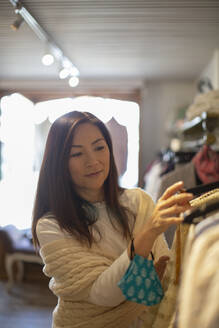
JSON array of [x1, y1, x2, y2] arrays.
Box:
[[0, 280, 57, 328]]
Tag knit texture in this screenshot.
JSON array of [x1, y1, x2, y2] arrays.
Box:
[[41, 238, 148, 328], [40, 189, 161, 328], [39, 188, 182, 328]]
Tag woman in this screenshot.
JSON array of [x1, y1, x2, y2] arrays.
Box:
[[32, 111, 193, 328]]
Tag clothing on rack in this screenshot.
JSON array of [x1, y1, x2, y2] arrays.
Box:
[[144, 160, 163, 202], [157, 161, 197, 200], [186, 89, 219, 120], [176, 214, 219, 328], [144, 159, 197, 247], [172, 186, 219, 328], [186, 179, 219, 196], [183, 184, 219, 224], [192, 145, 219, 184]]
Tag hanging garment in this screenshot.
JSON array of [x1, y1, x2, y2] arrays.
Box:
[[140, 224, 191, 328], [106, 117, 128, 178], [175, 188, 219, 328], [152, 188, 219, 328], [157, 161, 197, 201], [192, 145, 219, 184], [186, 89, 219, 120], [177, 217, 219, 328], [144, 161, 163, 202], [156, 161, 197, 247]]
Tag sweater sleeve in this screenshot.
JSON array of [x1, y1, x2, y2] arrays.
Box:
[[88, 189, 170, 308], [88, 236, 170, 308], [36, 217, 131, 306], [36, 189, 169, 308], [88, 249, 131, 306]]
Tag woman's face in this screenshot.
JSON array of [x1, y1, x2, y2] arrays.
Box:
[[68, 122, 110, 202]]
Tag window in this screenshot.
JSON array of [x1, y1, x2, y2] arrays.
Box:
[[0, 94, 139, 229]]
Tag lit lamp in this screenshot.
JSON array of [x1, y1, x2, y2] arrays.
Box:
[[59, 59, 80, 79], [9, 0, 80, 86], [59, 67, 69, 79], [69, 76, 79, 87], [41, 44, 54, 66]]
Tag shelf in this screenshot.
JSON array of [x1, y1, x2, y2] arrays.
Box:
[[180, 112, 219, 135]]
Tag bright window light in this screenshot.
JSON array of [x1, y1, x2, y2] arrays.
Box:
[[0, 93, 36, 229], [35, 96, 140, 188], [0, 95, 139, 230]]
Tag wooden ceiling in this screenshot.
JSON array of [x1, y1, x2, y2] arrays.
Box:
[[0, 0, 219, 90]]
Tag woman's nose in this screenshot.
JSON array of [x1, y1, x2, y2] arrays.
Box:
[[85, 151, 98, 166]]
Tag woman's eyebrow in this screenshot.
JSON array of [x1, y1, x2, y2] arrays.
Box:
[[71, 138, 104, 148], [92, 138, 105, 145]]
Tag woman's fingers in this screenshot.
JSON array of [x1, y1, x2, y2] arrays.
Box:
[[160, 203, 191, 217], [146, 181, 194, 236], [158, 192, 193, 210], [156, 216, 184, 227], [159, 181, 184, 201]]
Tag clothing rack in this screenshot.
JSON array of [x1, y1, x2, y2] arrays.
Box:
[[178, 112, 219, 151], [183, 201, 219, 224], [183, 180, 219, 224], [186, 180, 219, 197]]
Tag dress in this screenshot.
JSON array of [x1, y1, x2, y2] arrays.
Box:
[[37, 188, 170, 328]]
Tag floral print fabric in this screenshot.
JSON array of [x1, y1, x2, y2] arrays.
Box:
[[118, 254, 164, 306]]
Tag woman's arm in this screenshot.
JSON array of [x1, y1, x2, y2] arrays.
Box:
[[128, 181, 193, 260]]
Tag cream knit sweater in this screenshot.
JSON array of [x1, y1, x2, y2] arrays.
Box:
[[39, 189, 173, 328]]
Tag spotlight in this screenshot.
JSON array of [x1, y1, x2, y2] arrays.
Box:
[[42, 53, 54, 66], [59, 65, 80, 79], [69, 76, 79, 88], [59, 68, 69, 79], [62, 57, 79, 76], [69, 66, 80, 77], [9, 0, 80, 81], [10, 15, 24, 31]]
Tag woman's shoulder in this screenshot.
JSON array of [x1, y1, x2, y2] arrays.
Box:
[[36, 213, 71, 247], [36, 213, 60, 234], [121, 187, 152, 202], [120, 188, 153, 211]]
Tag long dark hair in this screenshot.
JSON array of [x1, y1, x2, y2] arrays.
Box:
[[32, 111, 132, 248]]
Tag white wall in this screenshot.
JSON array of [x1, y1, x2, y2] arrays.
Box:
[[199, 49, 219, 89], [139, 80, 196, 186]]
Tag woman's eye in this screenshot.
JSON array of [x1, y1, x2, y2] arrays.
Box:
[[95, 146, 104, 151], [70, 152, 82, 158]]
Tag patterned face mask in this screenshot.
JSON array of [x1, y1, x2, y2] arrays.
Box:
[[118, 254, 164, 306]]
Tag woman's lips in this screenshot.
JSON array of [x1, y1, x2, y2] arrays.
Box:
[[85, 170, 102, 177]]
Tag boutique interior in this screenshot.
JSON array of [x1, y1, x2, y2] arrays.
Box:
[[0, 1, 219, 328]]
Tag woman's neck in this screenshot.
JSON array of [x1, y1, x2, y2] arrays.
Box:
[[77, 188, 104, 203]]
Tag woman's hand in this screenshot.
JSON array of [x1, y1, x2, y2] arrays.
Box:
[[131, 181, 193, 259], [144, 181, 193, 237]]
